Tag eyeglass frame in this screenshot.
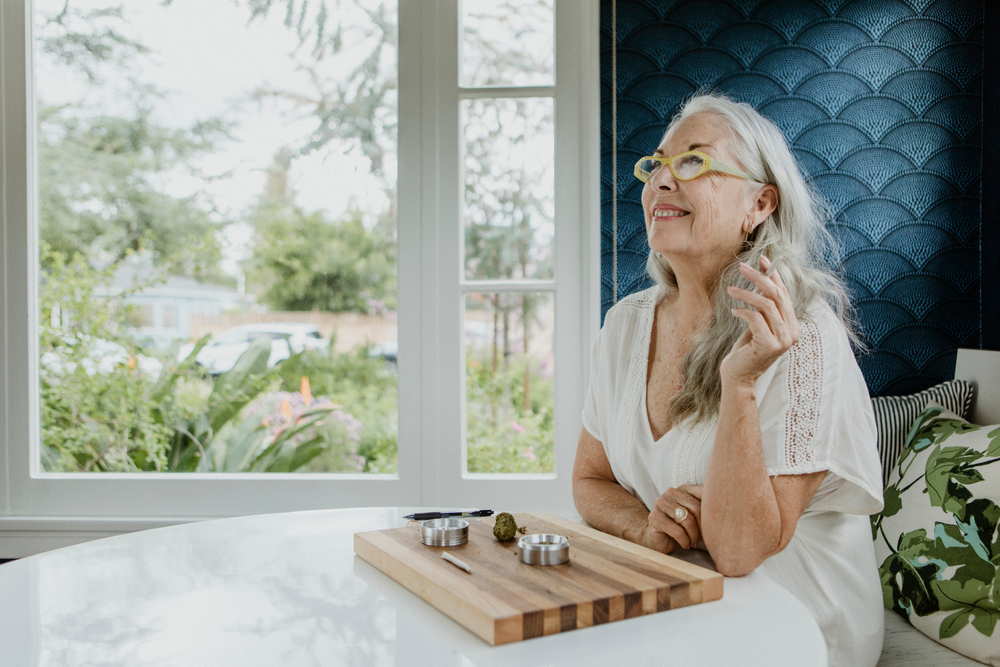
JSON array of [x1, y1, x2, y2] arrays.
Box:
[[633, 150, 763, 184]]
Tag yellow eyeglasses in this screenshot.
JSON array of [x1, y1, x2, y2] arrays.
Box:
[[633, 150, 761, 184]]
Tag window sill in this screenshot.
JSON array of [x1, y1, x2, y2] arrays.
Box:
[[0, 516, 205, 558]]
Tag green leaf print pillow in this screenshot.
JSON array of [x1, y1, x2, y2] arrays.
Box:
[[873, 406, 1000, 666]]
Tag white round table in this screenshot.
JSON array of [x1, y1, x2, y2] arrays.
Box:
[[0, 508, 827, 666]]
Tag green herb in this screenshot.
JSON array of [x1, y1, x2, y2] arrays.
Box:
[[493, 512, 519, 542]]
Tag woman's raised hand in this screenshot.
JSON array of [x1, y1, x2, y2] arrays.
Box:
[[722, 255, 800, 387], [642, 484, 703, 552]]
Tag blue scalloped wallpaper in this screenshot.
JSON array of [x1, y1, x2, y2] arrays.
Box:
[[983, 1, 1000, 350], [600, 0, 987, 396]]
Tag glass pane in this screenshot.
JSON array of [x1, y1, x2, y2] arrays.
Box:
[[34, 0, 398, 474], [463, 98, 554, 280], [460, 0, 555, 88], [465, 292, 554, 473]]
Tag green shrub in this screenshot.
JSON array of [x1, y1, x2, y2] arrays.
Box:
[[39, 246, 362, 473], [465, 348, 554, 474], [40, 247, 174, 471], [275, 345, 398, 473], [41, 246, 550, 476]]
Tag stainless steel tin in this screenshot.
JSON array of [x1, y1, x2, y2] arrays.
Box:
[[517, 533, 569, 566], [420, 518, 469, 547]]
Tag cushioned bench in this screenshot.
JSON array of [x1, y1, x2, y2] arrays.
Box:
[[873, 348, 1000, 667], [878, 609, 983, 666]]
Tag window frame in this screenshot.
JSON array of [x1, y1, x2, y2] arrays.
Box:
[[0, 0, 600, 554]]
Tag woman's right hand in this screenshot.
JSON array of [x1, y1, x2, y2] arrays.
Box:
[[639, 523, 678, 553], [642, 485, 703, 552]]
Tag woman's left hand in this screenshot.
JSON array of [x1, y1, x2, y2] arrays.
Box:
[[649, 484, 704, 551], [722, 255, 800, 387]]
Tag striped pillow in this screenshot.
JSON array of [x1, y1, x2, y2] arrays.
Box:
[[871, 380, 974, 489]]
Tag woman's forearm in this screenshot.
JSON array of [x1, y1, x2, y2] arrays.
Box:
[[573, 474, 654, 545], [701, 380, 781, 575], [572, 427, 655, 545], [573, 427, 681, 553]]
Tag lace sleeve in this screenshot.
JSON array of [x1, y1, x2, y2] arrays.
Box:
[[757, 311, 883, 515], [783, 319, 823, 470]]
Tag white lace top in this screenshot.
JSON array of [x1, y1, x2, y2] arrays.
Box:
[[582, 286, 886, 667]]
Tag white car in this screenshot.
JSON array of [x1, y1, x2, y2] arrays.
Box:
[[368, 340, 397, 364], [177, 323, 329, 375]]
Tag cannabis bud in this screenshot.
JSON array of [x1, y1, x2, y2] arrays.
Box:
[[493, 512, 519, 542]]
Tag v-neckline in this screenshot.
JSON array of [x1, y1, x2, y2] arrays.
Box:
[[643, 286, 676, 443], [640, 381, 671, 445]]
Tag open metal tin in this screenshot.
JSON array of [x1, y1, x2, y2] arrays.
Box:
[[517, 533, 569, 566], [420, 518, 469, 547]]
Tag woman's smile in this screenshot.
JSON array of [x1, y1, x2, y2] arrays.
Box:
[[651, 202, 690, 219]]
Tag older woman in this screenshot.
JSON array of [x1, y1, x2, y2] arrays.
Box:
[[573, 93, 885, 666]]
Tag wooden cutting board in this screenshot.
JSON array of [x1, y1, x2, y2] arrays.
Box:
[[353, 511, 723, 645]]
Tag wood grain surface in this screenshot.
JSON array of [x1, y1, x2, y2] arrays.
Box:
[[353, 511, 723, 645]]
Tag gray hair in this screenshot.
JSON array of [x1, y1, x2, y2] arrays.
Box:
[[648, 92, 860, 426]]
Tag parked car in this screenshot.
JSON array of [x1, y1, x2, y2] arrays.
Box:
[[368, 340, 397, 363], [177, 323, 329, 375]]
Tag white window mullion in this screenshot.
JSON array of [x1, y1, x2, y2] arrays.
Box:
[[460, 280, 556, 293], [459, 86, 555, 99], [420, 0, 463, 507], [580, 0, 603, 350], [4, 0, 40, 512], [427, 0, 594, 517], [551, 0, 598, 517], [397, 0, 429, 507]]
